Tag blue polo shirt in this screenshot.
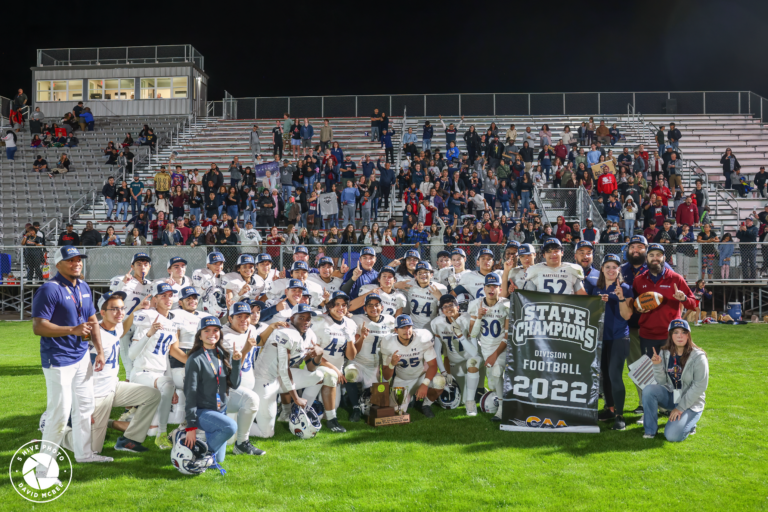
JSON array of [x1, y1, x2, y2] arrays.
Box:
[[582, 265, 600, 295], [342, 269, 379, 313], [593, 282, 633, 340], [32, 272, 96, 368]]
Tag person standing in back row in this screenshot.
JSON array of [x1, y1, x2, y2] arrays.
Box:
[[249, 125, 262, 164], [370, 108, 382, 142], [667, 123, 682, 150], [439, 115, 464, 151]]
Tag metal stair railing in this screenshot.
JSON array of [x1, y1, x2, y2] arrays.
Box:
[[391, 105, 406, 218]]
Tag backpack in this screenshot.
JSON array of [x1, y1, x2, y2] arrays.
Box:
[[496, 164, 511, 180]]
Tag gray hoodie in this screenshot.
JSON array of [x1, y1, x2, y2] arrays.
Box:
[[652, 348, 708, 413], [280, 164, 295, 186]]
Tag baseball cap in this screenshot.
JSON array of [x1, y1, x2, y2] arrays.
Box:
[[437, 250, 451, 259], [198, 316, 222, 330], [477, 248, 494, 259], [380, 266, 396, 276], [396, 315, 414, 328], [542, 238, 563, 251], [330, 290, 350, 302], [602, 254, 622, 266], [167, 256, 187, 269], [484, 273, 501, 286], [132, 252, 152, 264], [364, 293, 382, 305], [56, 246, 88, 263], [415, 261, 433, 272], [405, 249, 421, 260], [451, 248, 467, 258], [249, 300, 266, 311], [648, 243, 665, 254], [575, 240, 594, 251], [669, 319, 690, 332], [318, 257, 334, 267], [291, 261, 309, 272], [287, 279, 305, 290], [518, 243, 536, 256], [207, 252, 225, 264], [294, 246, 309, 255], [505, 241, 521, 249], [290, 303, 318, 317], [155, 282, 174, 295], [439, 294, 458, 308], [256, 253, 272, 264], [99, 290, 127, 309], [361, 247, 377, 257], [628, 235, 648, 247], [235, 254, 256, 268], [180, 286, 200, 300], [229, 302, 251, 317]]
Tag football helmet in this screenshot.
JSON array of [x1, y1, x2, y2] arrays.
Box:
[[289, 404, 322, 439], [311, 399, 325, 418], [479, 391, 500, 414], [202, 285, 227, 319], [171, 429, 214, 475], [439, 382, 461, 409], [358, 389, 372, 416], [39, 411, 47, 432]]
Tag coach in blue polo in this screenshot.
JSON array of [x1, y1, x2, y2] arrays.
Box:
[[340, 247, 379, 313], [32, 246, 113, 464]]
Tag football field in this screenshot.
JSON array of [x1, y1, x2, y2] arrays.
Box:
[[1, 321, 766, 511]]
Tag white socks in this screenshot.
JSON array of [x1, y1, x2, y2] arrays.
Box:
[[466, 371, 480, 402], [325, 409, 337, 420]]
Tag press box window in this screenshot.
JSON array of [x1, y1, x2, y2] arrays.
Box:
[[88, 79, 135, 100], [36, 80, 83, 102], [140, 77, 188, 99]]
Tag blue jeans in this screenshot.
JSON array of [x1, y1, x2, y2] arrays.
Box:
[[658, 144, 666, 155], [116, 202, 128, 221], [642, 384, 702, 441], [343, 204, 356, 227], [6, 147, 16, 160], [145, 206, 155, 220], [669, 141, 679, 150], [243, 210, 256, 225], [520, 191, 531, 211], [370, 126, 379, 142], [500, 200, 511, 216], [230, 179, 240, 189], [484, 193, 496, 211], [298, 211, 308, 228], [607, 215, 621, 224], [189, 207, 201, 222], [131, 196, 142, 216], [197, 408, 237, 462], [227, 205, 239, 219], [423, 139, 432, 151], [624, 220, 635, 239], [303, 173, 316, 191], [105, 198, 115, 219], [282, 185, 293, 202], [542, 163, 552, 181], [292, 180, 303, 191], [217, 205, 224, 217], [372, 197, 379, 219], [325, 213, 338, 229]]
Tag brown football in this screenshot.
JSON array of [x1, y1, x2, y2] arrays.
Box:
[[635, 291, 664, 312]]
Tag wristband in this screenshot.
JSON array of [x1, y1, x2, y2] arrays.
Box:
[[388, 362, 395, 369], [422, 378, 431, 387], [185, 427, 197, 432]]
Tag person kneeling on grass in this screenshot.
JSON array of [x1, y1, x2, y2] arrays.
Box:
[[643, 319, 709, 441]]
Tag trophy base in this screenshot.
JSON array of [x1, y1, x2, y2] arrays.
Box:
[[367, 405, 411, 427]]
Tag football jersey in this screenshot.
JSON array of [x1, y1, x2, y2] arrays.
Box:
[[307, 273, 342, 296], [253, 325, 318, 383], [456, 269, 503, 299], [151, 275, 193, 309], [380, 329, 437, 380], [405, 280, 448, 329], [191, 268, 225, 295], [467, 297, 510, 358], [131, 309, 180, 374], [109, 275, 152, 315], [312, 314, 357, 371], [174, 309, 203, 350], [507, 267, 529, 292], [91, 323, 123, 398], [351, 313, 395, 367], [430, 314, 472, 365], [220, 324, 260, 389], [221, 272, 260, 302], [252, 269, 279, 299], [395, 272, 415, 283], [523, 262, 585, 295], [359, 284, 407, 317], [267, 277, 324, 307]]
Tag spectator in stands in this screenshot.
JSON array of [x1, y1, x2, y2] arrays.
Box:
[[142, 189, 156, 220], [300, 119, 314, 157], [31, 106, 44, 121], [80, 221, 102, 247], [736, 217, 758, 279], [228, 156, 243, 189], [718, 233, 734, 280], [421, 120, 434, 152], [127, 175, 143, 216], [81, 107, 94, 131], [101, 226, 122, 247], [652, 178, 672, 206], [185, 225, 205, 247], [154, 166, 171, 197], [623, 198, 638, 239], [161, 222, 184, 247], [248, 124, 263, 164], [57, 224, 80, 246], [754, 166, 768, 199], [676, 196, 699, 228], [667, 123, 682, 150], [169, 185, 186, 220], [3, 130, 17, 160], [115, 180, 130, 221], [22, 226, 44, 280], [731, 168, 749, 198], [187, 185, 203, 221], [155, 192, 170, 219], [341, 180, 360, 227], [697, 223, 719, 279], [102, 177, 117, 221], [125, 227, 147, 246], [594, 120, 610, 145], [149, 211, 169, 245], [667, 152, 683, 194]]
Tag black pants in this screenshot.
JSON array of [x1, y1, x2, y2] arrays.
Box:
[[467, 147, 476, 164], [724, 172, 732, 190], [380, 183, 392, 208], [640, 337, 665, 358], [602, 336, 630, 414], [273, 141, 282, 158], [385, 147, 394, 164]]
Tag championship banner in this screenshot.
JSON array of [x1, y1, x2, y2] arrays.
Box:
[[319, 192, 339, 216], [590, 160, 616, 177], [254, 161, 279, 179], [501, 290, 603, 433]]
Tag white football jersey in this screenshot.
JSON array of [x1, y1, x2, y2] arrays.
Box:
[[507, 266, 529, 292], [467, 297, 510, 358], [359, 284, 407, 317], [91, 323, 123, 398], [253, 325, 318, 382], [191, 268, 225, 295], [220, 325, 259, 389], [267, 277, 324, 307], [174, 308, 204, 350], [351, 313, 395, 368], [434, 266, 454, 287], [131, 309, 180, 374], [405, 280, 448, 329], [151, 275, 193, 309], [395, 272, 415, 283], [307, 273, 342, 296], [523, 262, 585, 295], [312, 314, 357, 371], [456, 269, 503, 300], [252, 269, 279, 299], [109, 275, 152, 315], [430, 314, 472, 365], [221, 271, 260, 302], [380, 329, 437, 380]]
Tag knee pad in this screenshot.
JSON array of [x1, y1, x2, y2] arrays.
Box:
[[468, 358, 481, 371], [344, 364, 359, 383], [430, 374, 446, 390], [319, 367, 338, 387]]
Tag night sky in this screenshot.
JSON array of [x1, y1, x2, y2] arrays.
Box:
[[4, 1, 768, 102]]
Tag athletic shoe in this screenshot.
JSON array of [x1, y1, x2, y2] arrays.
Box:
[[327, 418, 346, 433], [421, 404, 435, 419], [115, 436, 148, 453], [612, 416, 626, 431], [119, 407, 136, 422], [642, 433, 655, 439], [636, 414, 644, 425], [277, 407, 291, 422], [349, 407, 362, 423], [233, 440, 266, 456], [465, 400, 478, 417], [598, 408, 616, 421], [632, 405, 644, 414], [689, 425, 697, 435], [154, 433, 172, 450], [659, 409, 670, 417], [146, 426, 158, 437], [76, 454, 114, 463], [491, 414, 502, 422]]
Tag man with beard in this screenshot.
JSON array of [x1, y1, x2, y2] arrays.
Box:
[[573, 241, 600, 295]]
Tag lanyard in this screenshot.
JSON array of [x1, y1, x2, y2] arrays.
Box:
[[63, 282, 84, 322], [204, 350, 221, 388]]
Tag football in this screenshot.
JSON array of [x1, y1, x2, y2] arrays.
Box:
[[635, 291, 664, 312]]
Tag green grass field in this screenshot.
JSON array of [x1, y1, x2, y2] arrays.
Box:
[[1, 322, 766, 511]]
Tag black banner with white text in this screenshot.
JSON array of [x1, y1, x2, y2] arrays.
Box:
[[501, 290, 603, 433]]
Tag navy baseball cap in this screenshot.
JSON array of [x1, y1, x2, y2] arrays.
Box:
[[291, 261, 309, 272], [207, 252, 225, 264], [198, 316, 222, 330], [575, 240, 594, 251], [155, 282, 174, 295], [451, 248, 467, 258], [629, 235, 648, 247], [542, 238, 563, 251], [602, 254, 622, 266], [249, 300, 266, 311], [287, 279, 305, 290], [294, 246, 308, 255], [99, 290, 127, 309], [229, 302, 251, 317], [477, 248, 494, 259], [361, 247, 377, 257], [380, 266, 396, 275], [57, 246, 88, 262], [518, 243, 536, 256], [505, 241, 521, 249], [290, 303, 318, 317], [302, 288, 312, 297], [318, 257, 334, 267], [256, 253, 272, 264], [365, 293, 382, 305], [415, 261, 433, 272], [405, 249, 421, 260], [396, 315, 414, 328], [167, 256, 187, 269], [180, 286, 200, 300], [236, 254, 256, 268], [648, 243, 665, 254], [437, 250, 451, 259], [484, 273, 501, 286], [669, 319, 691, 332], [330, 290, 350, 301], [439, 294, 458, 308], [131, 252, 151, 264]]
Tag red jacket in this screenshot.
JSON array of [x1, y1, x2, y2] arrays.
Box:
[[632, 268, 697, 339], [597, 173, 617, 195], [556, 223, 571, 241], [675, 203, 699, 227], [652, 186, 672, 206]]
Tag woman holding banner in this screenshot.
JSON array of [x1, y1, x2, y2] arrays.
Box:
[[593, 254, 634, 431]]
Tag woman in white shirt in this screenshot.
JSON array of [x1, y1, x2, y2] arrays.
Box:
[[155, 192, 170, 217], [420, 174, 434, 197], [3, 130, 17, 160], [363, 222, 382, 250], [562, 126, 576, 148]]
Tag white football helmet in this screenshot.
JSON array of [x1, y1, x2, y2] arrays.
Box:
[[479, 391, 499, 414], [39, 411, 47, 432], [171, 429, 214, 475], [358, 389, 372, 416], [439, 382, 461, 409], [343, 363, 359, 383], [289, 404, 322, 439], [202, 285, 227, 319]]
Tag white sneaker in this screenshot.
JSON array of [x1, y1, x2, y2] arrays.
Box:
[[465, 400, 478, 417], [76, 454, 114, 463], [277, 408, 290, 422], [146, 426, 158, 437], [642, 433, 655, 439], [636, 414, 644, 425]]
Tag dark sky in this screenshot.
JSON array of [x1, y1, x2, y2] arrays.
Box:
[[4, 1, 768, 101]]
